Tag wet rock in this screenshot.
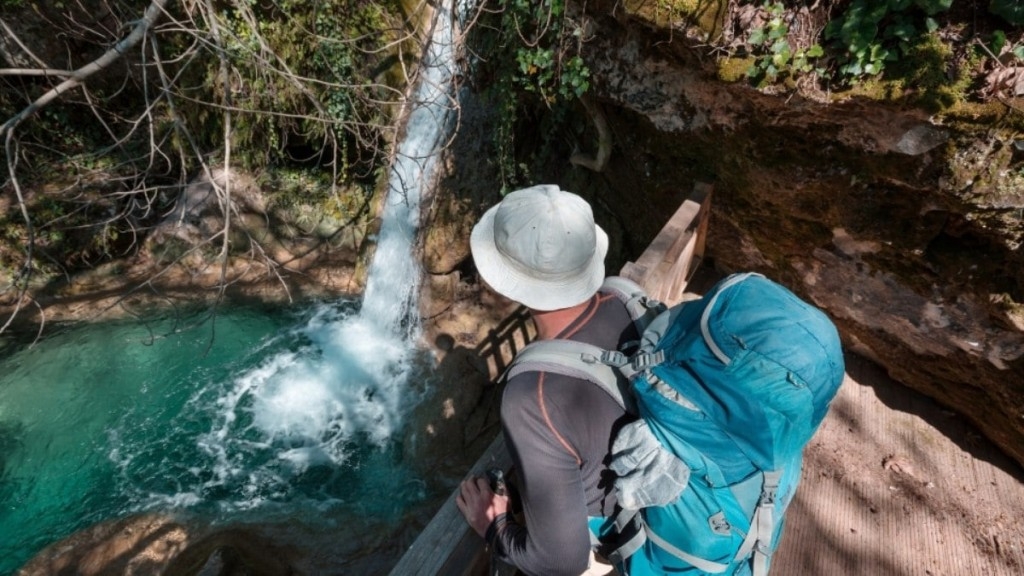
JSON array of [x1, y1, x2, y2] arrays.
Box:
[[896, 125, 949, 156], [17, 514, 298, 576]]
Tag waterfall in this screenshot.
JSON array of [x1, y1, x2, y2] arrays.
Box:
[[183, 0, 466, 502], [361, 0, 460, 336], [0, 4, 472, 569]]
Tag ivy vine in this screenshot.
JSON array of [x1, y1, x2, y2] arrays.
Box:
[[471, 0, 592, 192]]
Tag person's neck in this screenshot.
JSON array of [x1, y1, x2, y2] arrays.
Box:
[[530, 296, 593, 340]]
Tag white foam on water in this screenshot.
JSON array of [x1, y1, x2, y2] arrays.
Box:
[[246, 311, 414, 456]]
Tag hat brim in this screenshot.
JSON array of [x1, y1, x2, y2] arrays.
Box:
[[470, 203, 608, 311]]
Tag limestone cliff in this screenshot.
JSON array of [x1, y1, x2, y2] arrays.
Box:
[[593, 4, 1024, 467]]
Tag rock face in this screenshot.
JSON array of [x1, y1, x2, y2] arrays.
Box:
[[422, 3, 1024, 470], [571, 4, 1024, 468]]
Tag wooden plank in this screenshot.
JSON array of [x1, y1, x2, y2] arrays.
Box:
[[389, 434, 514, 576], [657, 183, 711, 302], [650, 198, 701, 303], [621, 183, 712, 305]]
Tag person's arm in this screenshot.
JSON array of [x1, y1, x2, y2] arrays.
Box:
[[487, 372, 593, 576]]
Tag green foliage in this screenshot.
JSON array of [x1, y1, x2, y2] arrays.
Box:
[[990, 0, 1024, 26], [0, 184, 135, 276], [824, 0, 952, 83], [507, 0, 591, 103], [166, 0, 401, 173], [469, 0, 593, 192], [988, 30, 1024, 61], [746, 1, 824, 82]]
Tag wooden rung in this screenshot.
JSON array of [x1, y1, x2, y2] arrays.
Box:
[[660, 199, 703, 265]]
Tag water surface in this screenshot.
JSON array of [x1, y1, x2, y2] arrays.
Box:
[[0, 302, 432, 574]]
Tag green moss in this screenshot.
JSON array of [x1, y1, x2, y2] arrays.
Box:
[[623, 0, 728, 37], [830, 33, 975, 112], [941, 101, 1024, 133], [886, 33, 967, 112], [841, 77, 896, 101], [717, 56, 755, 83]]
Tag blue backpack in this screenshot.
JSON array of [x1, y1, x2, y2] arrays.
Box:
[[505, 272, 845, 575]]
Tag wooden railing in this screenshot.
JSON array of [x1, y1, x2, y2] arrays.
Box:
[[390, 183, 713, 576], [620, 182, 712, 307], [388, 311, 531, 576], [388, 434, 514, 576]]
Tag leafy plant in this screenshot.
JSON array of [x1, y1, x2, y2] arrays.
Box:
[[510, 1, 591, 103], [988, 30, 1024, 61], [990, 0, 1024, 26], [746, 1, 824, 82], [470, 0, 592, 191], [824, 0, 952, 82]]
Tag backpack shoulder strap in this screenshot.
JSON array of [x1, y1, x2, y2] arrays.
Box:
[[505, 339, 636, 414], [501, 278, 665, 413], [600, 276, 666, 335]]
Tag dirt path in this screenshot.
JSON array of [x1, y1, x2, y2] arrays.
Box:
[[774, 353, 1024, 575]]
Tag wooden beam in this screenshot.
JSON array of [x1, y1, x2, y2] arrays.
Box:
[[389, 435, 514, 576], [620, 183, 712, 305]]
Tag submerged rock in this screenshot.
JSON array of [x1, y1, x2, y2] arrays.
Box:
[[17, 514, 298, 576]]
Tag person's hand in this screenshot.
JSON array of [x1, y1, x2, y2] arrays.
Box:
[[456, 476, 509, 538]]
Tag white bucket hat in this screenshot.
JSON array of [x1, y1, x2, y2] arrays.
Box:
[[470, 184, 608, 311]]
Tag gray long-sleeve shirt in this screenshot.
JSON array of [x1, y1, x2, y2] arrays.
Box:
[[488, 291, 639, 576]]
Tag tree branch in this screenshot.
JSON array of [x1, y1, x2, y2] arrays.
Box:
[[0, 68, 74, 77], [0, 17, 55, 70], [570, 93, 612, 172], [0, 0, 172, 139]]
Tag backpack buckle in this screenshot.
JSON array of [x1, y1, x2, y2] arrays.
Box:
[[630, 350, 665, 370], [641, 296, 662, 310], [708, 512, 732, 535], [761, 470, 782, 506], [600, 350, 629, 367]]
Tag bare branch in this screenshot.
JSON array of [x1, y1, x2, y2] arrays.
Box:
[[0, 68, 74, 77], [200, 0, 234, 311], [1, 132, 35, 334], [0, 17, 55, 70], [0, 0, 172, 139], [0, 0, 474, 338]]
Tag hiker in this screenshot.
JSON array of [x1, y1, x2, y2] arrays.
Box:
[[455, 184, 632, 576], [456, 185, 845, 576]]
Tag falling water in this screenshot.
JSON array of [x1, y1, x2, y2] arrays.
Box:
[[199, 0, 465, 485], [361, 0, 461, 334]]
